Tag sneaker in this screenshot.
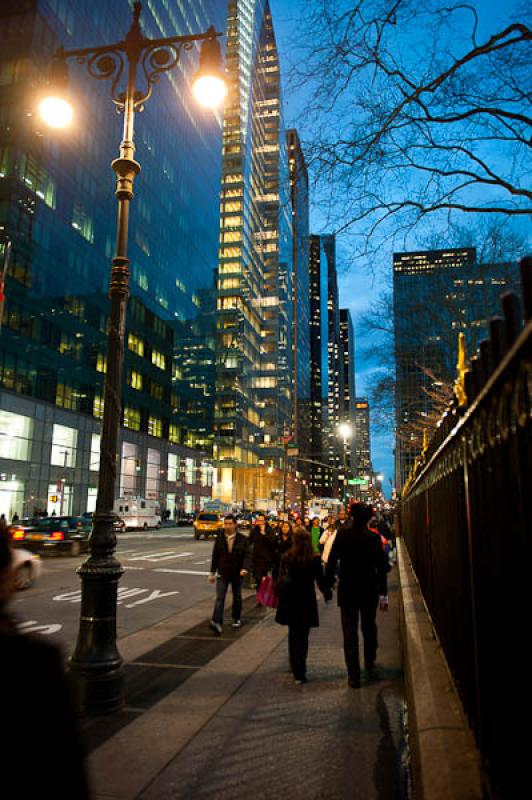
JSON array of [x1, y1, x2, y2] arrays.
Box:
[[232, 620, 241, 628], [348, 676, 361, 688], [294, 676, 307, 685], [209, 620, 223, 635]]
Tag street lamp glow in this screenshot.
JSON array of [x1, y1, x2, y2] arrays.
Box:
[[192, 74, 227, 108], [338, 423, 352, 439], [38, 95, 73, 128], [192, 31, 227, 108]]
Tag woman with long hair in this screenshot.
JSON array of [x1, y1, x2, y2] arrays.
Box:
[[275, 526, 330, 684]]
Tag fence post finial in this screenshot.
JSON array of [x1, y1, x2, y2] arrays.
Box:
[[454, 332, 468, 407]]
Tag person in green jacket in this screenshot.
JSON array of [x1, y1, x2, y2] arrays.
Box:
[[310, 517, 324, 557]]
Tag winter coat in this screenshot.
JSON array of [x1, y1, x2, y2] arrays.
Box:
[[310, 525, 324, 556], [273, 532, 292, 579], [325, 521, 389, 607], [210, 531, 251, 579], [275, 555, 328, 628], [250, 526, 277, 577]]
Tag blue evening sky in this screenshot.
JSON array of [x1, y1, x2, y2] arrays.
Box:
[[268, 0, 529, 496]]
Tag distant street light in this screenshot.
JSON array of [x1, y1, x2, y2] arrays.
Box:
[[39, 1, 226, 716]]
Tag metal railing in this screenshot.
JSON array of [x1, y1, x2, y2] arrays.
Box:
[[399, 256, 531, 799]]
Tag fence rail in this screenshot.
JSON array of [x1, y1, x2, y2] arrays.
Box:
[[399, 256, 531, 799]]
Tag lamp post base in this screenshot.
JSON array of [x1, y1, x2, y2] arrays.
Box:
[[68, 550, 125, 716]]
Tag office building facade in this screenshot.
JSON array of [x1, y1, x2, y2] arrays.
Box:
[[213, 0, 292, 507], [394, 247, 521, 488], [0, 0, 225, 517], [353, 397, 372, 493], [308, 234, 332, 495], [339, 308, 356, 469], [322, 234, 343, 489], [286, 128, 310, 473]]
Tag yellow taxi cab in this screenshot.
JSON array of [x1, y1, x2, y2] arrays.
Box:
[[193, 512, 223, 540]]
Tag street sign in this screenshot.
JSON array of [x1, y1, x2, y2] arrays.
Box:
[[351, 478, 366, 485]]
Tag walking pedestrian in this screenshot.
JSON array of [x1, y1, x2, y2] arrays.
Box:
[[325, 502, 389, 688], [309, 516, 324, 558], [209, 514, 251, 633], [275, 526, 331, 684], [273, 520, 293, 579], [250, 511, 277, 589], [320, 508, 349, 565]]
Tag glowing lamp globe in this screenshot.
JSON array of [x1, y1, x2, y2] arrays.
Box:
[[39, 96, 73, 128], [192, 31, 227, 109]]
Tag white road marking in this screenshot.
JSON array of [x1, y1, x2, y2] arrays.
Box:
[[126, 551, 177, 561], [123, 565, 145, 570], [154, 568, 211, 576], [125, 589, 179, 608], [125, 551, 194, 563], [16, 620, 62, 635], [149, 551, 194, 562]]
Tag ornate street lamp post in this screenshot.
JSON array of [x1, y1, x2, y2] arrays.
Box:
[[39, 2, 226, 715]]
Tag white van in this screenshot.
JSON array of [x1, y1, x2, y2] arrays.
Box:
[[113, 497, 162, 530]]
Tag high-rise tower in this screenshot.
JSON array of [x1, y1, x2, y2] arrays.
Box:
[[213, 0, 292, 506]]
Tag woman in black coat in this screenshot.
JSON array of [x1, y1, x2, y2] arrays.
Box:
[[275, 526, 331, 684], [250, 514, 277, 589]]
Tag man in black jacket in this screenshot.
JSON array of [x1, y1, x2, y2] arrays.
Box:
[[209, 514, 251, 633], [325, 502, 389, 688]]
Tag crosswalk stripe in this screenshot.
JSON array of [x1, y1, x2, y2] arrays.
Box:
[[154, 568, 210, 576]]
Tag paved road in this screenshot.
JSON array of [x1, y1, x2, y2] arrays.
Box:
[[9, 527, 219, 656]]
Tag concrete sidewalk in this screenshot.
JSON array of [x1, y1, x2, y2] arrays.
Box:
[[86, 573, 406, 800]]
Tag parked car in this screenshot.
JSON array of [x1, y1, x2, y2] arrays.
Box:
[[177, 513, 195, 527], [193, 512, 223, 540], [82, 511, 125, 532], [12, 548, 41, 590], [9, 516, 91, 557]]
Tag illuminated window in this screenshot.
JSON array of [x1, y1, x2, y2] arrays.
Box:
[[72, 203, 94, 243], [168, 453, 179, 482], [93, 395, 104, 419], [124, 406, 141, 431], [129, 370, 142, 390], [169, 424, 180, 444], [128, 333, 144, 357], [148, 416, 162, 438], [96, 353, 107, 373], [152, 350, 166, 370]]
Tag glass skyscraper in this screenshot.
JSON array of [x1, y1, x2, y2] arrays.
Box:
[[0, 0, 225, 518], [393, 247, 521, 489], [213, 0, 292, 507], [287, 128, 310, 472], [309, 233, 331, 495]]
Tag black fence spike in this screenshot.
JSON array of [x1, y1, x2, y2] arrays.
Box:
[[501, 292, 522, 345], [489, 317, 506, 365], [470, 355, 483, 395], [464, 370, 474, 407], [520, 256, 532, 321], [479, 339, 493, 381]]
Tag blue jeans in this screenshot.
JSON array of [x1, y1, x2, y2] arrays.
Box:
[[213, 575, 242, 625]]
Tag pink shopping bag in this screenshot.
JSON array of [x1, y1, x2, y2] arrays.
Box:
[[256, 575, 278, 608]]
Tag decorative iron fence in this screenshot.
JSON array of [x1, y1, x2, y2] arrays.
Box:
[[399, 257, 531, 799]]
